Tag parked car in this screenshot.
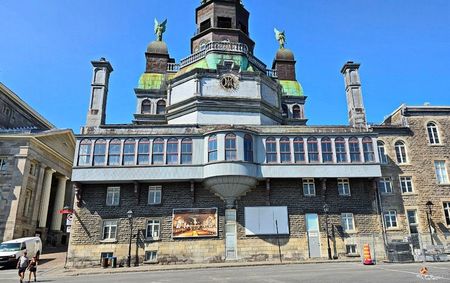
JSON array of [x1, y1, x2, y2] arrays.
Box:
[[0, 237, 42, 267]]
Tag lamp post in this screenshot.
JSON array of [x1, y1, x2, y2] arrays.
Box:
[[323, 204, 332, 260], [127, 209, 133, 267], [425, 201, 435, 246]]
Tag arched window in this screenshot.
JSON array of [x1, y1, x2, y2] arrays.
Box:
[[266, 137, 277, 163], [141, 100, 151, 114], [137, 138, 150, 165], [78, 139, 92, 166], [156, 100, 166, 115], [279, 137, 291, 163], [92, 139, 107, 166], [108, 139, 121, 165], [293, 137, 305, 163], [181, 138, 193, 164], [427, 122, 440, 144], [123, 139, 136, 165], [321, 137, 332, 163], [335, 137, 347, 163], [349, 137, 361, 162], [281, 104, 288, 117], [377, 141, 388, 164], [307, 137, 319, 162], [166, 138, 179, 164], [152, 138, 164, 164], [225, 133, 237, 160], [292, 105, 301, 119], [208, 135, 217, 162], [362, 137, 375, 162], [395, 140, 407, 164], [244, 134, 253, 162]]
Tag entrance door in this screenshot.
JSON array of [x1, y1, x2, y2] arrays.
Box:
[[306, 213, 321, 258], [406, 209, 420, 249]]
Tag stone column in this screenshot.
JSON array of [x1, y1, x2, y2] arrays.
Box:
[[51, 176, 68, 231], [38, 168, 55, 228]]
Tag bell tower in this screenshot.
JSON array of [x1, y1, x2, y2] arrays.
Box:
[[191, 0, 255, 53]]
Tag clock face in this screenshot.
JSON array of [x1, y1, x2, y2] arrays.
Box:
[[220, 74, 239, 92]]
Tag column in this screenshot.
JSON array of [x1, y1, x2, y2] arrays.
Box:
[[38, 168, 55, 228], [51, 176, 68, 231]]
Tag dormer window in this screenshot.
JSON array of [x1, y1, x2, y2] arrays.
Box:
[[217, 17, 232, 28]]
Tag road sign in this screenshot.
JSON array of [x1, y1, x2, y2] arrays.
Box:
[[66, 226, 71, 233], [66, 213, 73, 226]]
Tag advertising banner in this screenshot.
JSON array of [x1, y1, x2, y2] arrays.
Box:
[[172, 208, 218, 238]]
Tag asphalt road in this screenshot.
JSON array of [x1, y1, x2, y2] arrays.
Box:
[[1, 262, 450, 283]]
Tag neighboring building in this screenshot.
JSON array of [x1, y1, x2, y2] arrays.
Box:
[[68, 0, 449, 267], [0, 83, 75, 246]]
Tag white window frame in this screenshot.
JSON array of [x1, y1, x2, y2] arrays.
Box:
[[377, 142, 388, 164], [145, 219, 161, 240], [443, 202, 450, 226], [399, 176, 413, 194], [434, 160, 449, 184], [148, 186, 162, 205], [341, 213, 355, 232], [102, 220, 118, 240], [106, 187, 120, 206], [395, 141, 408, 164], [302, 179, 316, 196], [379, 177, 393, 194], [427, 122, 440, 145], [384, 211, 398, 229], [337, 178, 351, 196], [0, 157, 8, 172], [145, 250, 158, 262]]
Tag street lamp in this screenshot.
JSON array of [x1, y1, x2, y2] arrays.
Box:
[[127, 209, 133, 267], [323, 204, 332, 260], [425, 201, 435, 246]]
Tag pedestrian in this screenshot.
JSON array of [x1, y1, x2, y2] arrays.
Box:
[[27, 256, 38, 282], [16, 251, 29, 283]]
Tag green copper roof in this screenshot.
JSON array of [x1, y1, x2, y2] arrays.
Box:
[[138, 73, 165, 90], [176, 53, 255, 76], [279, 80, 304, 96]]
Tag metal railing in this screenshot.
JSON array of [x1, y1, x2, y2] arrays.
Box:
[[166, 63, 180, 73], [266, 69, 278, 78]]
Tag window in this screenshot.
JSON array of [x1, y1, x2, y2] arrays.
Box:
[[321, 137, 333, 163], [208, 135, 217, 162], [362, 137, 375, 162], [406, 210, 418, 233], [166, 138, 178, 164], [152, 138, 164, 164], [181, 138, 193, 164], [123, 139, 136, 165], [137, 138, 150, 165], [141, 99, 151, 114], [106, 187, 120, 206], [346, 244, 358, 255], [78, 139, 92, 166], [199, 19, 211, 32], [93, 139, 107, 166], [292, 105, 301, 119], [0, 157, 8, 172], [145, 251, 157, 262], [341, 213, 354, 231], [307, 137, 319, 162], [379, 177, 393, 194], [335, 137, 347, 163], [427, 122, 440, 144], [22, 189, 32, 217], [100, 252, 113, 263], [148, 186, 162, 205], [108, 139, 121, 166], [338, 178, 351, 196], [384, 211, 398, 229], [156, 100, 166, 115], [293, 137, 305, 163], [444, 202, 450, 226], [399, 176, 413, 193], [146, 219, 160, 239], [280, 137, 291, 163], [244, 134, 253, 162], [303, 178, 316, 196], [29, 163, 35, 176], [394, 141, 407, 164], [349, 137, 361, 162], [377, 141, 388, 164], [266, 137, 277, 163], [225, 133, 237, 160], [281, 104, 288, 117], [217, 17, 232, 28], [434, 160, 449, 184], [102, 220, 118, 240]]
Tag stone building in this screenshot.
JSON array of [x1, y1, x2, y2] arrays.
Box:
[[0, 83, 76, 245], [68, 0, 449, 267]]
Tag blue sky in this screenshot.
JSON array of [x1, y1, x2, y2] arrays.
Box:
[[0, 0, 449, 132]]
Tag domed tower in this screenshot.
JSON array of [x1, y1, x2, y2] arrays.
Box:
[[272, 29, 307, 125]]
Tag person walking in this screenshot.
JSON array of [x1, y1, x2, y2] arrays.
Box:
[[27, 256, 38, 282], [16, 251, 29, 283]]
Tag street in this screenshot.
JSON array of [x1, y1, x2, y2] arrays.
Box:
[[1, 262, 450, 283]]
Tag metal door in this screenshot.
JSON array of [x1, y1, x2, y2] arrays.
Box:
[[306, 213, 321, 258]]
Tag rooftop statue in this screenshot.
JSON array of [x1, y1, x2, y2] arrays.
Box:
[[154, 18, 167, 41], [274, 28, 286, 49]]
